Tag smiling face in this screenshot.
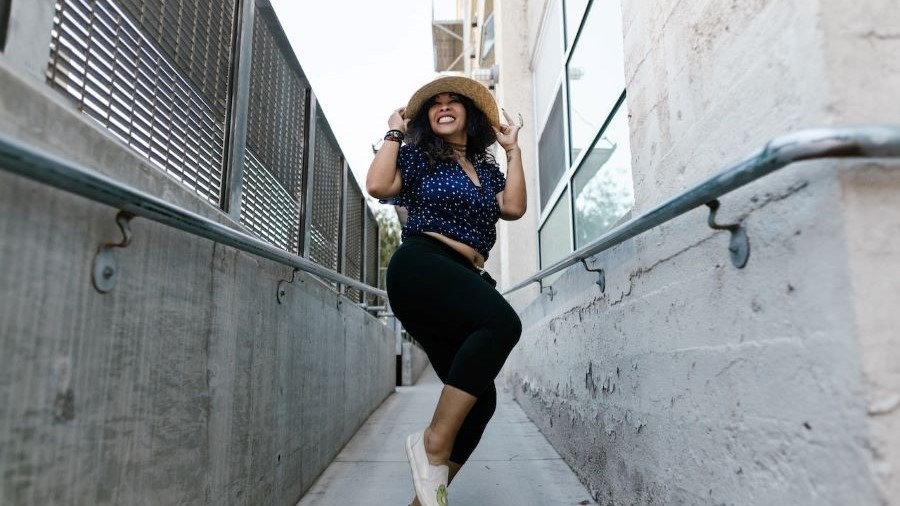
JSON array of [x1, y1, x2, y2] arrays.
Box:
[[427, 93, 468, 143]]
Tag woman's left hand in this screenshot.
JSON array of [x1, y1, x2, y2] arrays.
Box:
[[494, 108, 524, 150]]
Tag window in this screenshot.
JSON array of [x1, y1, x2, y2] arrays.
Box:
[[481, 12, 495, 60], [532, 0, 632, 273], [538, 90, 566, 210], [572, 99, 633, 247], [539, 187, 572, 278], [566, 0, 625, 164], [481, 0, 495, 64], [533, 0, 563, 127], [563, 0, 588, 48]]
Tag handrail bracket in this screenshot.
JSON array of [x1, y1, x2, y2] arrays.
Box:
[[580, 258, 606, 292], [277, 267, 301, 304], [539, 282, 556, 301], [92, 211, 136, 293], [705, 199, 750, 268]]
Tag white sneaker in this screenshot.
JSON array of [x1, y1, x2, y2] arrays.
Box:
[[405, 430, 449, 506]]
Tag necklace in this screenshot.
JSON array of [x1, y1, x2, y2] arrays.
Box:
[[446, 141, 467, 153]]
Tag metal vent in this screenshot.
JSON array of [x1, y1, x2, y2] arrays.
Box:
[[308, 111, 342, 273], [343, 181, 364, 302], [47, 0, 227, 204]]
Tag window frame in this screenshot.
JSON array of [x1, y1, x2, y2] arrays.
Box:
[[532, 0, 631, 270]]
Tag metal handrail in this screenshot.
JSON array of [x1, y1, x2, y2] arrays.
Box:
[[0, 133, 388, 299], [504, 125, 900, 295]]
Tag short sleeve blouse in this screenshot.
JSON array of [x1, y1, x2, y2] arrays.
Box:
[[384, 143, 506, 259]]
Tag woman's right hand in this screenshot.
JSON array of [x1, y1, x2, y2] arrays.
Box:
[[389, 107, 409, 133]]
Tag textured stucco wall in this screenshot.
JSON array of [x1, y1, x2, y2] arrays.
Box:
[[823, 1, 900, 501], [842, 165, 900, 503], [497, 0, 900, 504], [0, 49, 395, 506]]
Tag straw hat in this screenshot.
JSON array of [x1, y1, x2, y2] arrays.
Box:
[[404, 76, 501, 130]]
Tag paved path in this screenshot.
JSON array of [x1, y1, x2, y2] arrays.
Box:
[[297, 366, 597, 505]]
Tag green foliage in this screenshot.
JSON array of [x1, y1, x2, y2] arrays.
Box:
[[374, 205, 401, 275]]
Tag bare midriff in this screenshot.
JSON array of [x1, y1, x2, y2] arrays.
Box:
[[423, 231, 485, 268]]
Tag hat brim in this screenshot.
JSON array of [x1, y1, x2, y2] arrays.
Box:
[[404, 76, 501, 130]]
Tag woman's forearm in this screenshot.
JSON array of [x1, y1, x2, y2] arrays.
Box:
[[366, 140, 402, 198], [499, 146, 526, 220], [366, 109, 408, 199]]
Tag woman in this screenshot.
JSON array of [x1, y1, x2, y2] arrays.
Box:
[[366, 76, 527, 506]]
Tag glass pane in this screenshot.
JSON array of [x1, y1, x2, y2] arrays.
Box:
[[539, 188, 572, 277], [481, 13, 495, 60], [533, 0, 563, 126], [538, 90, 566, 211], [566, 0, 625, 164], [563, 0, 589, 48], [573, 102, 634, 248]]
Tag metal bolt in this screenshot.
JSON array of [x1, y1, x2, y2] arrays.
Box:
[[102, 266, 114, 279]]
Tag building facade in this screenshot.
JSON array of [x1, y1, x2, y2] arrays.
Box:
[[442, 0, 900, 503]]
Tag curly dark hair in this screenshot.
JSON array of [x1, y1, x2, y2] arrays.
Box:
[[406, 93, 498, 167]]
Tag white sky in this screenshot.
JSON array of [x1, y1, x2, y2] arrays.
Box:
[[269, 0, 448, 189]]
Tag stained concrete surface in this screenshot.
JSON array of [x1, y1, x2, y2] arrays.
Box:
[[297, 366, 597, 506]]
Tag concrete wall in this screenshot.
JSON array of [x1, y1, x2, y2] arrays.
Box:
[[0, 43, 395, 506], [2, 0, 55, 84], [401, 340, 430, 387], [495, 0, 900, 504]]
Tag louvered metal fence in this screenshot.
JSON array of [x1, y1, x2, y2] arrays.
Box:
[[307, 108, 344, 275], [45, 0, 380, 299], [48, 0, 227, 204], [343, 181, 365, 303]]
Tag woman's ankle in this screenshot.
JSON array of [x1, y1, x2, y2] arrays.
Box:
[[423, 426, 452, 465]]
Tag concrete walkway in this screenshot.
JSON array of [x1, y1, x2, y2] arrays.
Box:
[[297, 366, 597, 505]]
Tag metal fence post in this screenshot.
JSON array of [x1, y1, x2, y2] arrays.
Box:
[[339, 158, 349, 293], [301, 91, 318, 258], [220, 0, 256, 220], [337, 155, 346, 273], [361, 203, 370, 303]]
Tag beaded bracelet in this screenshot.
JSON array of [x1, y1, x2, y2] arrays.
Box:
[[384, 129, 405, 143]]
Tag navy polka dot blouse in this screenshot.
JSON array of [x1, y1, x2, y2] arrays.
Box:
[[383, 143, 506, 259]]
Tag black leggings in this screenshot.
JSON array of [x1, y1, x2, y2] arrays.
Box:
[[386, 235, 522, 464]]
